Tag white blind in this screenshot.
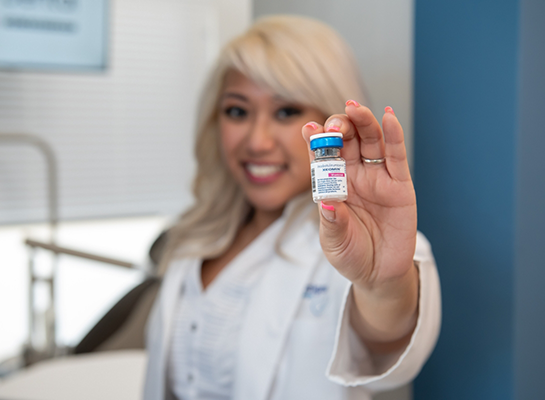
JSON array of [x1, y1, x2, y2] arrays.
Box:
[[0, 0, 250, 225]]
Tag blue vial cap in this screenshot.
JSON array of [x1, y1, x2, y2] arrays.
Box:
[[310, 133, 344, 150]]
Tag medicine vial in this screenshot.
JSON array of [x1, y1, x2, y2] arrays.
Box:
[[310, 132, 348, 203]]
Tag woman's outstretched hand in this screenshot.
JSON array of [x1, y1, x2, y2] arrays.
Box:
[[302, 102, 419, 352]]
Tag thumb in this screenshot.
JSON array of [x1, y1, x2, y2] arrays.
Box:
[[318, 201, 351, 253]]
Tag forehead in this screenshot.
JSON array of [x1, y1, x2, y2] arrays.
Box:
[[222, 69, 253, 88], [221, 70, 287, 102]]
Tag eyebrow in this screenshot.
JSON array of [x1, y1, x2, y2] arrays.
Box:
[[221, 92, 248, 102]]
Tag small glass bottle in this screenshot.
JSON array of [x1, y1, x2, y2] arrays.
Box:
[[310, 132, 348, 203]]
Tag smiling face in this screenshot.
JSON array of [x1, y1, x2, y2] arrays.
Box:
[[218, 70, 325, 213]]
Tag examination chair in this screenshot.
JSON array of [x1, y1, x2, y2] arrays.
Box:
[[0, 231, 168, 400], [73, 230, 168, 354]]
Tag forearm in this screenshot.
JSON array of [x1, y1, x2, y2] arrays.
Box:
[[350, 261, 420, 354]]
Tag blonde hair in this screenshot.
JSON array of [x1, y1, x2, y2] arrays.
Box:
[[159, 15, 366, 274]]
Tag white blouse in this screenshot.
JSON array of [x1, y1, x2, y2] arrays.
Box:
[[168, 219, 283, 400]]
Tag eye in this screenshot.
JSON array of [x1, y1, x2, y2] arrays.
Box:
[[223, 106, 247, 119], [276, 106, 303, 120]]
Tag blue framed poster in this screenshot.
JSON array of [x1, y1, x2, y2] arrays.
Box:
[[0, 0, 108, 71]]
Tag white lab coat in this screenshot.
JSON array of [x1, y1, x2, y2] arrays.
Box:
[[143, 200, 441, 400]]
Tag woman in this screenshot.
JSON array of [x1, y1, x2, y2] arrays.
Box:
[[144, 15, 441, 400]]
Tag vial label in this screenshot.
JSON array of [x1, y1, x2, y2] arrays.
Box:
[[311, 160, 347, 202]]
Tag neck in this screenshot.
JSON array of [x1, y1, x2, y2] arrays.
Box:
[[200, 205, 284, 290], [247, 207, 284, 235]]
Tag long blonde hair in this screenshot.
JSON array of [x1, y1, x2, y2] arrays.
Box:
[[159, 15, 366, 274]]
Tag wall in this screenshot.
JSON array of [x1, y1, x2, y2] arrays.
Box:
[[254, 0, 416, 167], [514, 0, 545, 398], [0, 0, 251, 225], [413, 0, 531, 398]]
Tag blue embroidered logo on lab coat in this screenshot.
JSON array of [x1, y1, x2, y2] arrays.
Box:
[[303, 285, 329, 316]]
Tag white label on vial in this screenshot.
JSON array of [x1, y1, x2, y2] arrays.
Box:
[[311, 161, 347, 198]]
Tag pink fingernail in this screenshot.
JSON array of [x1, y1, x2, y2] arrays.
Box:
[[320, 201, 336, 222], [325, 117, 342, 132], [346, 99, 360, 107], [385, 106, 395, 115], [320, 201, 335, 211], [304, 122, 318, 130]]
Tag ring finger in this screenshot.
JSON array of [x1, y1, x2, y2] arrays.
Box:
[[344, 102, 386, 164]]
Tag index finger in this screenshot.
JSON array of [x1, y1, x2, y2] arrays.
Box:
[[302, 114, 363, 166]]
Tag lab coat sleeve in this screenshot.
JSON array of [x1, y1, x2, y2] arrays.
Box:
[[326, 231, 441, 391]]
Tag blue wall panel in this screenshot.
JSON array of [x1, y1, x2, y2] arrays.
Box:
[[413, 1, 519, 398], [514, 1, 545, 398]]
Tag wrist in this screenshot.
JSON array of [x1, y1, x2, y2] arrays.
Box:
[[350, 261, 420, 346], [353, 260, 419, 300]]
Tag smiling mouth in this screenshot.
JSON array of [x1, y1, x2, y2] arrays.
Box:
[[243, 162, 286, 183]]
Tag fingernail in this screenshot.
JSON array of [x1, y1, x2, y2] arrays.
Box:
[[320, 201, 336, 222], [304, 122, 318, 130], [325, 118, 342, 132], [385, 106, 395, 116], [346, 99, 360, 107]]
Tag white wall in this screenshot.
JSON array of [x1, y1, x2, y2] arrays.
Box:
[[0, 0, 251, 225], [253, 0, 415, 168]]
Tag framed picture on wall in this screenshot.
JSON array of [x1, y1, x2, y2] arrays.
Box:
[[0, 0, 108, 71]]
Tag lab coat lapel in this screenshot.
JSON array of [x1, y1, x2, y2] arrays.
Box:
[[234, 213, 323, 400], [160, 258, 195, 346], [155, 258, 194, 399]]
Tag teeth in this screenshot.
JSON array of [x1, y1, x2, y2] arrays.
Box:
[[246, 163, 283, 177]]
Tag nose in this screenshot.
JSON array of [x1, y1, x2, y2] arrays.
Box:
[[246, 112, 276, 154]]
